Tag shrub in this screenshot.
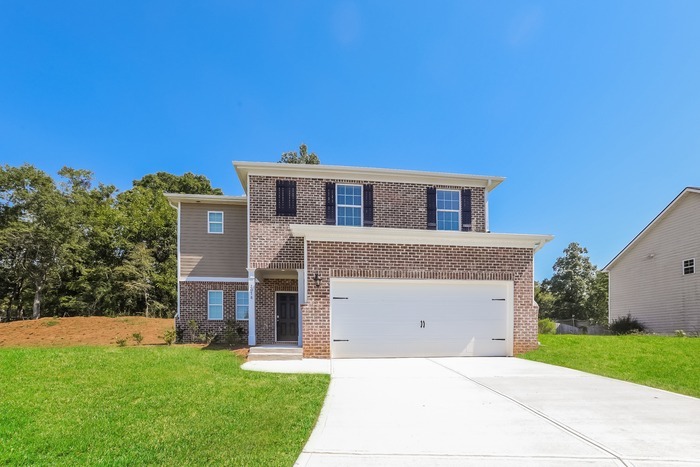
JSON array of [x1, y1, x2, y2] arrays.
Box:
[[675, 330, 687, 338], [161, 328, 176, 346], [115, 337, 128, 347], [538, 318, 557, 335], [187, 319, 199, 341], [609, 313, 646, 335], [224, 319, 246, 346], [175, 326, 184, 343], [132, 332, 144, 345]]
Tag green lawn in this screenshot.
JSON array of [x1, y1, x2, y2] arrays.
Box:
[[0, 346, 330, 466], [522, 334, 700, 398]]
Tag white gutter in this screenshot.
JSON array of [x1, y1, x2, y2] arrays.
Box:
[[289, 225, 553, 252]]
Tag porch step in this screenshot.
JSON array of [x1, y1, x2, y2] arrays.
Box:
[[247, 345, 302, 361]]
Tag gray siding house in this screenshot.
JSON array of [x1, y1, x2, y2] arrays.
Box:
[[604, 187, 700, 334]]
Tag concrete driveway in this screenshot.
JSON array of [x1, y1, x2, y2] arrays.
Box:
[[295, 358, 700, 466]]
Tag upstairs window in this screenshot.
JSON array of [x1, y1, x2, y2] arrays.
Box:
[[336, 184, 362, 226], [236, 291, 249, 320], [436, 189, 460, 231], [208, 290, 224, 320], [208, 211, 224, 234], [683, 258, 695, 275], [276, 180, 297, 216]]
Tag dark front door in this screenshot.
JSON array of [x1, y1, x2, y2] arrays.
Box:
[[276, 293, 299, 342]]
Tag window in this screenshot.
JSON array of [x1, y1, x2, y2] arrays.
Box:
[[336, 184, 362, 226], [436, 190, 460, 231], [276, 180, 297, 216], [236, 291, 249, 320], [208, 211, 224, 234], [208, 290, 224, 320], [683, 258, 695, 275]]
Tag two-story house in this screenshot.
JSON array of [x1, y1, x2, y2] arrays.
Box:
[[166, 161, 552, 358]]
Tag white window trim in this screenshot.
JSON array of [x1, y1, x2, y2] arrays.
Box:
[[208, 211, 224, 234], [336, 183, 363, 226], [436, 189, 461, 231], [683, 258, 695, 275], [235, 290, 249, 321], [208, 290, 224, 321]]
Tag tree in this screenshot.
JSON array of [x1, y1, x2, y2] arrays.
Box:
[[534, 280, 555, 319], [586, 271, 609, 324], [545, 242, 605, 322], [279, 143, 320, 164]]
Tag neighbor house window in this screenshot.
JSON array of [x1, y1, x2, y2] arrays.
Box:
[[236, 291, 249, 320], [436, 189, 460, 231], [336, 184, 362, 226], [208, 290, 224, 320], [276, 180, 297, 216], [683, 258, 695, 275], [208, 211, 224, 234]]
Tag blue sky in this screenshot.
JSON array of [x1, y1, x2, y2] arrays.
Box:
[[2, 1, 699, 280]]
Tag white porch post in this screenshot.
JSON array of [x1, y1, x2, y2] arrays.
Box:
[[297, 269, 305, 347], [247, 268, 256, 346]]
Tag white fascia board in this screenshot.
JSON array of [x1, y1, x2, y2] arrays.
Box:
[[289, 225, 553, 252], [233, 161, 505, 194], [164, 193, 247, 205], [183, 276, 248, 283], [603, 187, 700, 271]]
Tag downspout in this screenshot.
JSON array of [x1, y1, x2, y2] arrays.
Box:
[[167, 200, 181, 320]]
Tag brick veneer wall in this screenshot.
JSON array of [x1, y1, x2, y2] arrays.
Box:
[[302, 242, 537, 358], [255, 278, 298, 344], [248, 175, 486, 269], [178, 281, 249, 343]]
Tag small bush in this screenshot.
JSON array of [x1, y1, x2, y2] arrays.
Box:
[[187, 319, 199, 341], [175, 326, 184, 343], [609, 313, 646, 335], [538, 318, 557, 335], [224, 319, 246, 346], [42, 320, 60, 328], [675, 330, 687, 338], [132, 332, 144, 345], [115, 337, 128, 347], [161, 328, 176, 346]]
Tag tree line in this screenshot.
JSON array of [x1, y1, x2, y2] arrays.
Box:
[[536, 242, 609, 323], [0, 164, 221, 321]]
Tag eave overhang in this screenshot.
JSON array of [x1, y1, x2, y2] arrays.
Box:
[[234, 161, 505, 194], [290, 224, 553, 252], [164, 193, 247, 205]]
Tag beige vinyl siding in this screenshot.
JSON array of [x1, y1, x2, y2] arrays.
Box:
[[180, 203, 247, 279], [609, 193, 700, 333]]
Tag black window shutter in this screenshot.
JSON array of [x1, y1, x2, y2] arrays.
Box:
[[276, 180, 297, 216], [325, 182, 336, 225], [461, 188, 472, 231], [427, 187, 436, 230], [363, 184, 374, 227]]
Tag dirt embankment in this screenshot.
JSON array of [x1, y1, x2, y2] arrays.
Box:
[[0, 316, 174, 347]]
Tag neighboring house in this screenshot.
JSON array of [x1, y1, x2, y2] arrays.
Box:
[[165, 162, 552, 358], [604, 187, 700, 334]]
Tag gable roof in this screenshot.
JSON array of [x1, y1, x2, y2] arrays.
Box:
[[233, 161, 505, 193], [603, 187, 700, 271]]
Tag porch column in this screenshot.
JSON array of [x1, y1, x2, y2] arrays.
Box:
[[247, 268, 256, 346], [296, 269, 305, 347]]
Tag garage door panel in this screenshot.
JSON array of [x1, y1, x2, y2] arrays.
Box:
[[330, 279, 511, 358]]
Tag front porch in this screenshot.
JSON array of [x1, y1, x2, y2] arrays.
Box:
[[247, 267, 306, 348]]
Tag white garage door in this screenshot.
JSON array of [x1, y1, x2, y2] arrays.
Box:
[[330, 279, 512, 358]]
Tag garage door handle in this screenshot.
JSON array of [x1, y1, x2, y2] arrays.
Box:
[[492, 338, 506, 341], [333, 339, 349, 342], [492, 298, 506, 301], [333, 297, 349, 300]]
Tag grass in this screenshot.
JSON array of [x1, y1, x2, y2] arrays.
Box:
[[522, 334, 700, 398], [0, 346, 330, 466]]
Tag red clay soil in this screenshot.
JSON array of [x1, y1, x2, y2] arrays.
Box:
[[0, 316, 175, 347]]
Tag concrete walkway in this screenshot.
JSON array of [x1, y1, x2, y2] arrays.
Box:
[[296, 358, 700, 466]]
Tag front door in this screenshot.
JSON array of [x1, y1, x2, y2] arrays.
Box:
[[276, 293, 299, 342]]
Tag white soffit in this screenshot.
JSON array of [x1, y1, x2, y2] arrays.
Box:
[[164, 193, 247, 205], [233, 161, 505, 193], [289, 224, 553, 252]]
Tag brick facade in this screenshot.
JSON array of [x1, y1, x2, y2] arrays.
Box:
[[302, 241, 537, 358], [249, 175, 487, 269], [177, 281, 249, 343]]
